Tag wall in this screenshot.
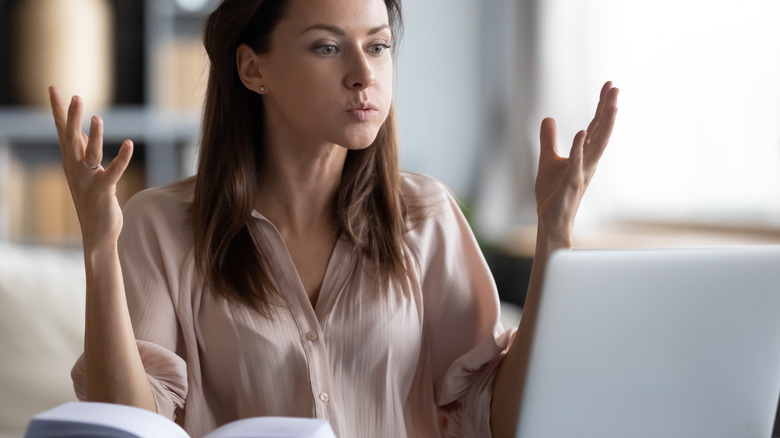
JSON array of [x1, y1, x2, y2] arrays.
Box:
[[394, 0, 484, 198]]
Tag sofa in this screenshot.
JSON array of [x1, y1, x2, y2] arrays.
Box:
[[0, 243, 84, 438]]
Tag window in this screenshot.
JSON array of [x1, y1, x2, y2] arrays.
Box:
[[536, 0, 780, 228]]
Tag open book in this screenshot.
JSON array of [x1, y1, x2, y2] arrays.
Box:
[[25, 401, 337, 438]]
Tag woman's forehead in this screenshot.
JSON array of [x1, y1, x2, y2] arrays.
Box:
[[276, 0, 391, 35]]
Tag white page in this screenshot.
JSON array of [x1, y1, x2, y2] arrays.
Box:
[[203, 417, 336, 438], [25, 401, 189, 438]]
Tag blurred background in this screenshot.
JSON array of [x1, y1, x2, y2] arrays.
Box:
[[0, 1, 779, 436], [0, 0, 779, 250], [2, 0, 779, 304]]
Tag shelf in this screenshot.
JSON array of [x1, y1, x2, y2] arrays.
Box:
[[0, 0, 209, 242], [0, 107, 200, 187], [0, 107, 200, 144]]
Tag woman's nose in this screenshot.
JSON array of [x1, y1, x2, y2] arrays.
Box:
[[344, 51, 376, 90]]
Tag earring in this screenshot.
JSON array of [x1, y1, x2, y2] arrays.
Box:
[[259, 86, 266, 93]]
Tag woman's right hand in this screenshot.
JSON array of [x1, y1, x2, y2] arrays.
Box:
[[51, 88, 156, 410], [48, 86, 133, 247]]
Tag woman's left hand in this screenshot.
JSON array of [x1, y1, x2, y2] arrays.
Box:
[[492, 82, 618, 437], [534, 81, 619, 248]]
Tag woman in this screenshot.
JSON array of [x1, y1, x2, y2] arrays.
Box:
[[48, 0, 618, 436]]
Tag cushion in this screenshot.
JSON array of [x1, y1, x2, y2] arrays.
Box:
[[0, 243, 85, 438]]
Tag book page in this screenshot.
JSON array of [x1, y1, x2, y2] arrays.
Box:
[[203, 417, 336, 438], [25, 401, 189, 438]]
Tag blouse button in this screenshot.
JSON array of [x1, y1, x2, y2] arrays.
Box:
[[306, 331, 319, 341], [319, 392, 330, 403]]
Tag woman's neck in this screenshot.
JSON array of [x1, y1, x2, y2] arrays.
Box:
[[254, 140, 347, 236]]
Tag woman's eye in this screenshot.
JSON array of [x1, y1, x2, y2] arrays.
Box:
[[370, 44, 390, 55], [315, 45, 338, 56]]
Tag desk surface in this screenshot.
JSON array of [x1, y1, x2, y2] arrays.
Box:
[[500, 221, 780, 257]]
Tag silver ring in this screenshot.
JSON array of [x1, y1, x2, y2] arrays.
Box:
[[83, 161, 101, 170]]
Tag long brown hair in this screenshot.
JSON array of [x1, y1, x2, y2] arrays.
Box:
[[192, 0, 409, 315]]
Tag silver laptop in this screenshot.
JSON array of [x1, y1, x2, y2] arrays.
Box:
[[515, 246, 780, 438]]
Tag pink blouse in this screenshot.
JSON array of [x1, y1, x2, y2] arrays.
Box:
[[73, 172, 515, 438]]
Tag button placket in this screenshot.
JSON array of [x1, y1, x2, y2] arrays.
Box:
[[259, 216, 337, 422], [300, 325, 331, 416]]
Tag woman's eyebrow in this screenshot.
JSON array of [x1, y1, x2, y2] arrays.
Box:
[[300, 24, 391, 36]]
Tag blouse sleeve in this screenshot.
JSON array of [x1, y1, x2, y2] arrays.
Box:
[[405, 175, 516, 437], [71, 188, 189, 421]]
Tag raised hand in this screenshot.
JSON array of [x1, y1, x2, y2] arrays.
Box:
[[535, 81, 619, 247], [491, 82, 619, 437], [49, 87, 156, 409], [48, 86, 134, 247]]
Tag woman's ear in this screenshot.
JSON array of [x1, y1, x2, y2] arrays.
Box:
[[236, 44, 267, 94]]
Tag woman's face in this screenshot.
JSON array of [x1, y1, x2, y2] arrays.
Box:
[[257, 0, 393, 151]]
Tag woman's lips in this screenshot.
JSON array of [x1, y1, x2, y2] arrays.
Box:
[[347, 108, 378, 122]]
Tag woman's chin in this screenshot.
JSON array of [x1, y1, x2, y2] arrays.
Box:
[[338, 133, 381, 151], [341, 142, 375, 151]]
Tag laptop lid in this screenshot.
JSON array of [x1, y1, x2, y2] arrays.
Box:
[[515, 246, 780, 438]]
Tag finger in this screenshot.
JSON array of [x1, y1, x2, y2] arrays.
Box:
[[600, 80, 613, 101], [539, 117, 559, 162], [568, 130, 587, 179], [606, 85, 619, 110], [585, 88, 619, 167], [65, 96, 85, 159], [48, 86, 68, 139], [586, 81, 613, 134], [594, 81, 612, 121], [85, 116, 104, 167], [589, 87, 619, 148], [104, 140, 134, 185]]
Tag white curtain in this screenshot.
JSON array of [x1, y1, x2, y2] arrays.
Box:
[[475, 0, 780, 238]]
